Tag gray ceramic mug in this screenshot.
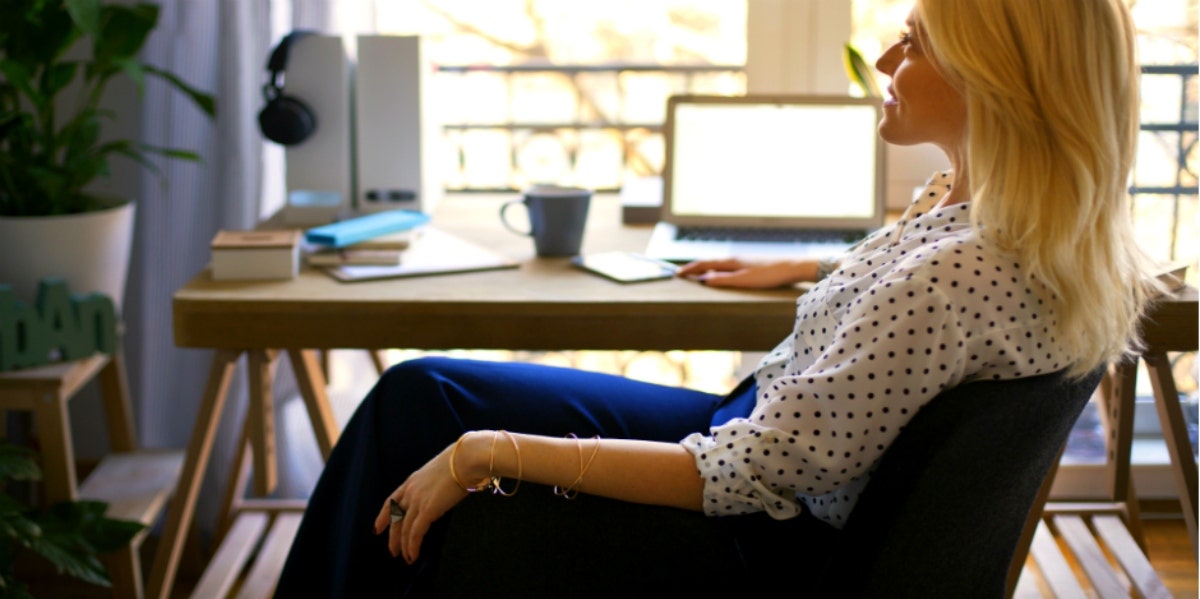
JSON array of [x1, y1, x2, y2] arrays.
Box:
[[500, 185, 592, 257]]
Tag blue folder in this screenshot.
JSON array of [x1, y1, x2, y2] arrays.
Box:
[[305, 210, 430, 248]]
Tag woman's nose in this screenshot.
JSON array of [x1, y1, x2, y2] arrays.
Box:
[[876, 44, 899, 76]]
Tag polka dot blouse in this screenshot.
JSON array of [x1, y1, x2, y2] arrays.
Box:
[[682, 171, 1069, 527]]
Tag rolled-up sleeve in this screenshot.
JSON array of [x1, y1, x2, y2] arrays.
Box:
[[683, 270, 967, 518]]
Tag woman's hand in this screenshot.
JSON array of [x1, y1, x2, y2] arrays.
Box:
[[676, 258, 818, 289], [374, 431, 710, 563], [374, 436, 484, 564]]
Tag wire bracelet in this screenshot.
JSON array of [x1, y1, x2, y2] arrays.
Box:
[[449, 430, 521, 496], [554, 433, 600, 499]]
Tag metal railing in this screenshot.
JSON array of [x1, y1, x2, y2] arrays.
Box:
[[1131, 64, 1198, 262], [434, 63, 745, 193]]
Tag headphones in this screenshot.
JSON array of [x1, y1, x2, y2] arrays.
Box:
[[259, 31, 317, 146]]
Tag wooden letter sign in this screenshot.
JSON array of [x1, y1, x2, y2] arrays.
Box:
[[0, 279, 117, 371]]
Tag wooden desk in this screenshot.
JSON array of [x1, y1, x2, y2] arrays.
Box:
[[149, 194, 801, 598], [1100, 285, 1198, 552], [172, 196, 798, 352], [149, 193, 1199, 597]]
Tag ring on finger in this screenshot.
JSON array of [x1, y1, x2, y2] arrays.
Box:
[[389, 498, 406, 525]]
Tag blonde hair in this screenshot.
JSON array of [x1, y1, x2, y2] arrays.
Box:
[[916, 0, 1160, 377]]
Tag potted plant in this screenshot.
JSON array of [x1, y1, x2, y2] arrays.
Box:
[[0, 0, 216, 312], [0, 441, 143, 596]]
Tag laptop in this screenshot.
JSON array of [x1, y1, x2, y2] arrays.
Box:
[[644, 94, 886, 263]]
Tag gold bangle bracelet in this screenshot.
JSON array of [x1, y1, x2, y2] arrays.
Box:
[[449, 434, 491, 493], [553, 434, 583, 498], [556, 434, 601, 499], [490, 430, 521, 497]]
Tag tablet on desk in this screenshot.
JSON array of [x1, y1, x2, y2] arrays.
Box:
[[571, 252, 677, 283]]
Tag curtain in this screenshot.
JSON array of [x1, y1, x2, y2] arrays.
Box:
[[118, 0, 354, 543], [122, 0, 272, 539]]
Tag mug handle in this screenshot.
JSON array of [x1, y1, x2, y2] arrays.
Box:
[[499, 199, 532, 236]]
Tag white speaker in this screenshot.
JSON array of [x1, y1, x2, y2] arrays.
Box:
[[354, 35, 441, 214], [282, 34, 352, 225]]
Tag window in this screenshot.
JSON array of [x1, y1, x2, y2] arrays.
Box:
[[335, 1, 746, 192], [283, 3, 1196, 496]]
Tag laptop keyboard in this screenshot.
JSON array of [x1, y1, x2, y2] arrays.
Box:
[[675, 226, 864, 244]]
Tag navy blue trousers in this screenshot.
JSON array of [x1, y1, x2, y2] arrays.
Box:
[[274, 357, 835, 597]]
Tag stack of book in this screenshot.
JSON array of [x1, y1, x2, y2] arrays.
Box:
[[302, 210, 430, 267]]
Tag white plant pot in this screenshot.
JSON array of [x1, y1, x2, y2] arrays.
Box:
[[0, 201, 136, 315]]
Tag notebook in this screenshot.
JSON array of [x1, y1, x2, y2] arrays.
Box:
[[643, 94, 886, 263]]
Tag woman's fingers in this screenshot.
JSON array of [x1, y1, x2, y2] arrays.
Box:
[[396, 506, 415, 561], [377, 443, 470, 563], [381, 493, 416, 561], [677, 258, 800, 288], [676, 258, 742, 277], [400, 505, 434, 564], [374, 497, 393, 535]]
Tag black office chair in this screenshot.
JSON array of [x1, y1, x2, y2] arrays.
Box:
[[436, 368, 1103, 598]]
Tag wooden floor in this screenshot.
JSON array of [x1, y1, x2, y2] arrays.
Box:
[[1132, 518, 1198, 597], [19, 512, 1198, 598], [1014, 516, 1196, 598]]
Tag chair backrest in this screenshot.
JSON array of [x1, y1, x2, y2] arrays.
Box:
[[436, 369, 1103, 598], [814, 368, 1103, 598]]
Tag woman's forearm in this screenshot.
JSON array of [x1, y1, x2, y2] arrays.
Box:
[[454, 431, 705, 512]]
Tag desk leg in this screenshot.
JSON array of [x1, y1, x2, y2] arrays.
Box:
[[1144, 352, 1199, 554], [370, 350, 388, 375], [287, 349, 340, 459], [247, 349, 279, 497], [214, 415, 253, 547], [146, 349, 240, 599], [1101, 362, 1148, 549]]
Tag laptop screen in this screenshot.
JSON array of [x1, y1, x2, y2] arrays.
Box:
[[663, 95, 885, 229]]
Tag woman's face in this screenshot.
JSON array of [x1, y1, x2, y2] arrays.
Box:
[[874, 12, 966, 152]]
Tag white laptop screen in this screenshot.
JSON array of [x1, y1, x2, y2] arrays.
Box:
[[666, 97, 883, 226]]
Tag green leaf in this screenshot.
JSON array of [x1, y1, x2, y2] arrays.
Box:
[[3, 4, 80, 66], [108, 143, 163, 183], [0, 444, 41, 483], [144, 65, 217, 118], [61, 109, 103, 157], [26, 165, 74, 210], [64, 0, 101, 37], [0, 112, 22, 135], [0, 60, 42, 109], [80, 515, 143, 555], [843, 43, 882, 98], [140, 144, 202, 162], [43, 62, 79, 97], [0, 500, 44, 552], [40, 499, 143, 555], [28, 534, 111, 587], [0, 501, 29, 522], [94, 3, 157, 65], [0, 574, 33, 599], [0, 0, 214, 217], [112, 57, 146, 94]]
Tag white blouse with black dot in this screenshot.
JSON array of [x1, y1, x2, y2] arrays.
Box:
[[682, 171, 1069, 527]]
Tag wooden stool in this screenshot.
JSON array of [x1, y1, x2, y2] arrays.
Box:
[[187, 348, 388, 599], [0, 351, 183, 599]]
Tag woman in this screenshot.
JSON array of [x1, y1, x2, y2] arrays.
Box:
[[276, 0, 1158, 595]]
